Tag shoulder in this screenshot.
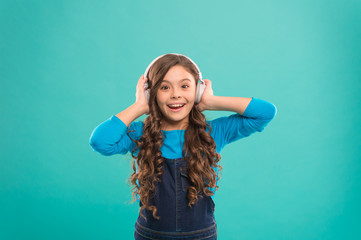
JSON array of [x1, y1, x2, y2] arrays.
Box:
[[206, 113, 240, 131]]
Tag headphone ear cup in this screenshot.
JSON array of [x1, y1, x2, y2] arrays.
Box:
[[195, 80, 206, 104], [143, 77, 150, 104], [145, 89, 150, 103], [195, 83, 200, 104]]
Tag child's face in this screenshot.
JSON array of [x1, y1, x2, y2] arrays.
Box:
[[156, 65, 196, 130]]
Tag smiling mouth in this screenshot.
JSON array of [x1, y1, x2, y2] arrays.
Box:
[[167, 104, 186, 112]]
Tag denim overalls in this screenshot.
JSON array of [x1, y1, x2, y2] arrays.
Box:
[[134, 157, 217, 240]]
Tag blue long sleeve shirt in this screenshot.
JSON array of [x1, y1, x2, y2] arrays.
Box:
[[89, 97, 277, 200]]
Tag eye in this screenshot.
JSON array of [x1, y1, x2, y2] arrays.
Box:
[[160, 85, 189, 90]]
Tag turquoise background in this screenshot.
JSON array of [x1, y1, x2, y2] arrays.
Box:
[[1, 0, 360, 239]]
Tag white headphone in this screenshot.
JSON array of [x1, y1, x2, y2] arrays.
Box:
[[143, 53, 206, 104]]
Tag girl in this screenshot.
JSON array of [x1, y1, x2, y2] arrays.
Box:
[[89, 53, 277, 239]]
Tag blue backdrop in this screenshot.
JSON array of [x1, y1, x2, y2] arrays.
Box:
[[1, 0, 360, 239]]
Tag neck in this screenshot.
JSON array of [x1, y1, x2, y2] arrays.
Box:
[[160, 121, 189, 131]]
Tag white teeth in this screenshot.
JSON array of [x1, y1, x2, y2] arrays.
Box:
[[168, 104, 185, 107]]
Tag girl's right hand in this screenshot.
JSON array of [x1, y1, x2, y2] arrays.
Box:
[[135, 74, 150, 115]]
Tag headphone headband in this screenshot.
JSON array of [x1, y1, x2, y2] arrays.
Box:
[[143, 53, 203, 82]]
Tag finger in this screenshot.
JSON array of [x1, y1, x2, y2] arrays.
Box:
[[202, 79, 209, 88], [141, 75, 147, 82], [139, 75, 147, 85], [207, 80, 211, 88], [138, 75, 143, 84]]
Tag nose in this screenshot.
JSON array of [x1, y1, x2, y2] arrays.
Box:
[[171, 88, 181, 99]]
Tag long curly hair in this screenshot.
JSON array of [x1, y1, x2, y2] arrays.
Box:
[[126, 54, 222, 221]]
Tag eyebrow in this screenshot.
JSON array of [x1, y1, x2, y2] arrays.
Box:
[[161, 78, 191, 83]]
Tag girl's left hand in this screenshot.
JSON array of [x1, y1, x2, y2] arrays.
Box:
[[195, 79, 214, 112]]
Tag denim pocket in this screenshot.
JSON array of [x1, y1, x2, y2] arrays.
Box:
[[180, 168, 189, 192]]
